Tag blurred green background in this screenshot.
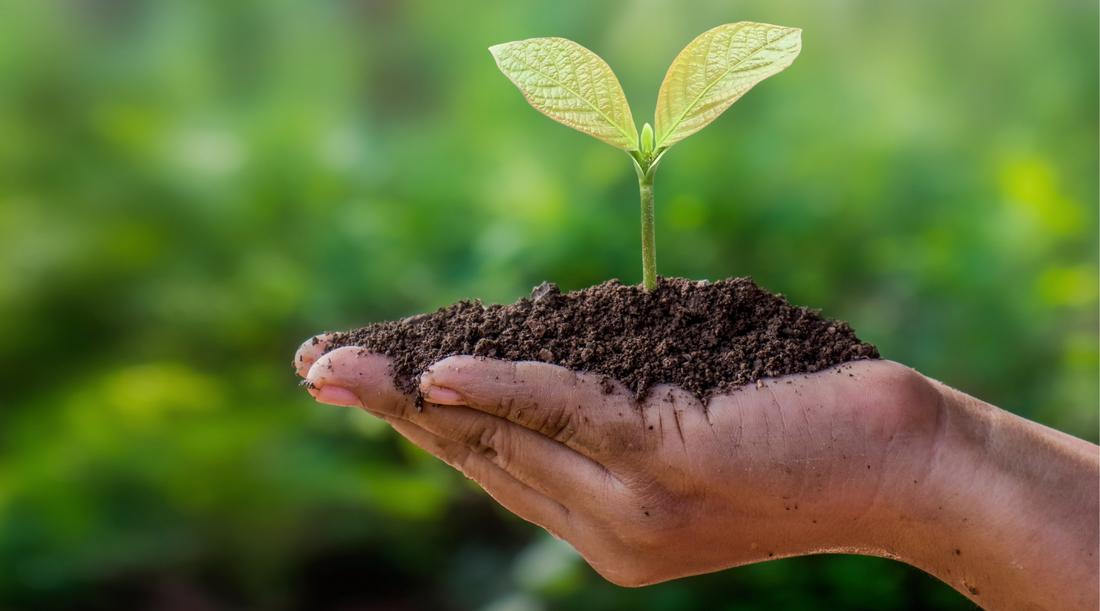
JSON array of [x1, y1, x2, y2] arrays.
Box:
[[0, 0, 1096, 609]]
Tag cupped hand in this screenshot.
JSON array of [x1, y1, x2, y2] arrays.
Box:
[[294, 336, 943, 587]]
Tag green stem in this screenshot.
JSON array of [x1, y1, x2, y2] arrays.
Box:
[[630, 148, 665, 292], [639, 171, 656, 291]]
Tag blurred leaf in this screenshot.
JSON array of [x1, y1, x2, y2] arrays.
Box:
[[490, 38, 639, 151], [654, 22, 801, 149], [0, 0, 1094, 607], [512, 535, 583, 595]]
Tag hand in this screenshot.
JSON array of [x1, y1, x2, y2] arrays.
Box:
[[295, 336, 1098, 610], [294, 338, 941, 583]]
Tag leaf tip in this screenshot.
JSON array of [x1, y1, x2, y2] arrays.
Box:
[[782, 26, 803, 48]]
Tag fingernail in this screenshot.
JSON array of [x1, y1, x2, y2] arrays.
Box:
[[422, 385, 465, 405], [313, 384, 363, 408]]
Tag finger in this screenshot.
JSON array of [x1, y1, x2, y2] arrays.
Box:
[[310, 348, 621, 509], [305, 346, 414, 416], [386, 418, 573, 539], [408, 401, 621, 511], [304, 347, 577, 539], [294, 333, 336, 378], [419, 356, 643, 456]]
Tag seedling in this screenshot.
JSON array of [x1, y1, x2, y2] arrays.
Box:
[[490, 22, 801, 291]]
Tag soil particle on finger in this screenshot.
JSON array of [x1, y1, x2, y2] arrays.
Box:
[[325, 276, 879, 401]]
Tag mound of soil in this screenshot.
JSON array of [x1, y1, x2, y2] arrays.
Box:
[[322, 276, 879, 401]]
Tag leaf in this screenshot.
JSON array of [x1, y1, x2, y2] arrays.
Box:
[[490, 37, 639, 151], [654, 22, 801, 149]]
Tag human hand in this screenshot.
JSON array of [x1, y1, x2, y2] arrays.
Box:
[[296, 336, 1098, 610], [294, 336, 944, 586]]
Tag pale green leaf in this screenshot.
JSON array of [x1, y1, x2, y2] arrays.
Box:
[[490, 37, 639, 151], [654, 22, 801, 149]]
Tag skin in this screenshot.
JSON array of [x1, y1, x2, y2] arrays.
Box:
[[294, 336, 1099, 611]]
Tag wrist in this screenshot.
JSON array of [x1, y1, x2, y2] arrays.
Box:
[[877, 378, 1099, 610]]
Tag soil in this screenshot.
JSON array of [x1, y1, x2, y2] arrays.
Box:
[[323, 276, 879, 402]]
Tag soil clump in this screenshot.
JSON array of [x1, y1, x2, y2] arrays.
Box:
[[325, 277, 879, 401]]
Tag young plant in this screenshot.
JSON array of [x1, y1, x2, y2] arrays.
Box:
[[490, 22, 801, 291]]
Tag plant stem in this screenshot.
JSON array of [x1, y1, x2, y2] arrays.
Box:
[[639, 170, 656, 292], [631, 149, 664, 292]]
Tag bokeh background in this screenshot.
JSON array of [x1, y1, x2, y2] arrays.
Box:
[[1, 0, 1096, 609]]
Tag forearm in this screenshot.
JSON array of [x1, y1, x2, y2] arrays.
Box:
[[890, 380, 1099, 610]]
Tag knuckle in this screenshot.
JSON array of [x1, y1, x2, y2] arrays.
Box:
[[456, 447, 481, 477], [553, 418, 577, 445], [475, 423, 508, 464], [545, 407, 574, 440], [441, 444, 471, 472], [498, 395, 518, 419]]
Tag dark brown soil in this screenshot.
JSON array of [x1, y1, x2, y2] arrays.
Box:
[[324, 277, 879, 401]]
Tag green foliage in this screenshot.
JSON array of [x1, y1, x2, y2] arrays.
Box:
[[490, 38, 640, 151], [0, 0, 1095, 609], [492, 23, 800, 290], [491, 22, 800, 157], [654, 23, 801, 149]]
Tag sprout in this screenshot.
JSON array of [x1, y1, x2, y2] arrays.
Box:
[[490, 22, 802, 291]]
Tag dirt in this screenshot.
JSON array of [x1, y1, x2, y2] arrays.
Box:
[[324, 276, 879, 401]]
